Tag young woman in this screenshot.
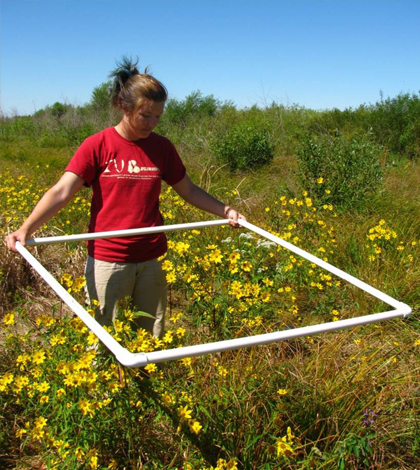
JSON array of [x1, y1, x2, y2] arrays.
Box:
[[6, 57, 246, 337]]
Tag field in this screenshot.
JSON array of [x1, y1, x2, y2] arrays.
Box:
[[0, 91, 419, 469]]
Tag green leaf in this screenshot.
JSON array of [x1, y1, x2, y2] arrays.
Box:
[[132, 310, 156, 319]]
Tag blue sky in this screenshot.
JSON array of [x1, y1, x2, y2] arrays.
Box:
[[1, 0, 419, 116]]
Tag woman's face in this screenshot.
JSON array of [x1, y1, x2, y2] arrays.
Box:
[[128, 99, 165, 139]]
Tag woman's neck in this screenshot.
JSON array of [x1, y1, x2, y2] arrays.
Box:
[[114, 118, 142, 141]]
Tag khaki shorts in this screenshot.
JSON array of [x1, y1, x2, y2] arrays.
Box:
[[85, 255, 167, 338]]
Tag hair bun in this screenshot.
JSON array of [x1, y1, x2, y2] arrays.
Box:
[[108, 56, 140, 98], [107, 55, 167, 110]]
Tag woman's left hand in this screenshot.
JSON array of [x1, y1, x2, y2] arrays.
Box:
[[225, 207, 246, 228]]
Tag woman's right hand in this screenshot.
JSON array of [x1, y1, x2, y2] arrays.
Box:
[[4, 172, 85, 253], [5, 228, 30, 253]]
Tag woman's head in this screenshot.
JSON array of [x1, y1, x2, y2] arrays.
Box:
[[109, 56, 167, 115]]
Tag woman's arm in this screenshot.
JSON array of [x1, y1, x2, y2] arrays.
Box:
[[172, 174, 246, 226], [6, 172, 85, 252]]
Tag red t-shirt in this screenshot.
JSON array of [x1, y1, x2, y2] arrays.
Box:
[[66, 127, 186, 263]]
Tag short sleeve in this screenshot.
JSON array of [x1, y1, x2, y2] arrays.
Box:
[[66, 137, 99, 187], [160, 139, 186, 186]]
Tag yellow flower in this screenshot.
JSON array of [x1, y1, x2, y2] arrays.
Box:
[[88, 450, 98, 469], [144, 363, 157, 374], [16, 354, 30, 370], [109, 382, 121, 393], [87, 331, 99, 346], [276, 426, 295, 456], [261, 292, 271, 303], [32, 426, 46, 440], [3, 312, 15, 325], [241, 261, 252, 272], [209, 249, 223, 264], [108, 459, 118, 470], [49, 334, 67, 346], [218, 366, 228, 377], [166, 272, 176, 284], [56, 361, 69, 375], [13, 376, 29, 393], [75, 447, 85, 460], [189, 419, 203, 434], [34, 416, 47, 429], [277, 438, 294, 456], [163, 331, 174, 344], [178, 405, 193, 420], [15, 428, 27, 438], [229, 265, 239, 274], [154, 338, 165, 349], [317, 177, 324, 184], [162, 260, 174, 271], [277, 389, 288, 396], [73, 276, 86, 292], [229, 251, 241, 264], [181, 357, 192, 367], [263, 277, 274, 287], [37, 381, 50, 393], [79, 399, 95, 417], [175, 241, 190, 256], [61, 273, 72, 284], [176, 327, 186, 338], [0, 372, 14, 392], [162, 392, 175, 406], [32, 350, 46, 365], [40, 395, 49, 404]]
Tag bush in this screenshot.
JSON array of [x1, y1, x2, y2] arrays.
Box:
[[304, 92, 420, 160], [162, 91, 220, 127], [368, 92, 420, 160], [212, 123, 274, 171], [297, 130, 385, 209]]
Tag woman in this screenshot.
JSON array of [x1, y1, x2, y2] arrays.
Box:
[[6, 57, 246, 337]]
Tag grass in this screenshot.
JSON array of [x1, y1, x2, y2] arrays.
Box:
[[0, 127, 419, 469]]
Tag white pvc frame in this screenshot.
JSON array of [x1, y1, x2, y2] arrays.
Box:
[[16, 219, 412, 367]]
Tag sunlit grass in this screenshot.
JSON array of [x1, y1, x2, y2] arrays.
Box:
[[1, 142, 419, 469]]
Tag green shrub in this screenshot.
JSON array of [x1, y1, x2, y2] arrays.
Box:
[[162, 91, 220, 127], [368, 92, 420, 160], [212, 123, 274, 171], [304, 92, 420, 160], [297, 130, 385, 209]]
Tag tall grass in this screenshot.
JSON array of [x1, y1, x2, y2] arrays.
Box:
[[0, 89, 419, 469]]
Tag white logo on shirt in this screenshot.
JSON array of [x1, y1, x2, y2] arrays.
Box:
[[104, 159, 125, 173], [128, 160, 141, 173], [103, 159, 160, 179]]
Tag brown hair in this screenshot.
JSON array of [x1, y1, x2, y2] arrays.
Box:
[[109, 56, 167, 114]]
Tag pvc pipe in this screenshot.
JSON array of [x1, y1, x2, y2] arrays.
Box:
[[125, 308, 408, 367], [17, 219, 412, 368], [238, 220, 410, 313], [25, 219, 230, 246], [16, 241, 130, 365]]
